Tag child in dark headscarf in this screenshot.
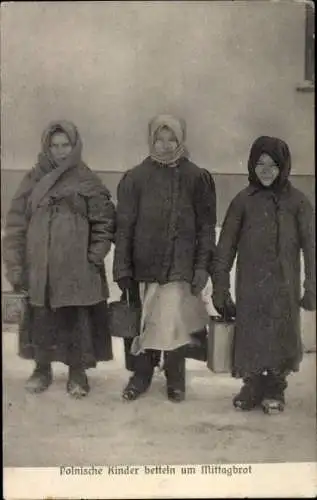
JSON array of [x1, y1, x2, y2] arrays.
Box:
[[212, 136, 315, 413], [3, 120, 115, 398]]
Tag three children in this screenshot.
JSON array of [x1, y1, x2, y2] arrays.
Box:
[[3, 123, 315, 413]]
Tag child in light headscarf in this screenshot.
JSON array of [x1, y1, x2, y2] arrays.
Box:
[[113, 114, 217, 402]]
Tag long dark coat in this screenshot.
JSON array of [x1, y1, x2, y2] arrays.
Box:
[[113, 157, 217, 284], [3, 162, 115, 309], [213, 137, 315, 377]]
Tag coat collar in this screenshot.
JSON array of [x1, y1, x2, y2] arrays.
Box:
[[246, 180, 291, 197]]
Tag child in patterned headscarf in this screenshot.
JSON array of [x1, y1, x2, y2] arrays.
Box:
[[3, 120, 115, 398]]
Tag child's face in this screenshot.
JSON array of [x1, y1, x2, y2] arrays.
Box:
[[49, 132, 72, 161], [154, 127, 178, 155], [255, 153, 280, 187]]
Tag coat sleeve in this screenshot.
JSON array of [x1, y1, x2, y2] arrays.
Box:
[[212, 193, 245, 293], [297, 195, 315, 295], [87, 187, 116, 262], [113, 171, 138, 282], [2, 171, 35, 286], [193, 169, 217, 271]]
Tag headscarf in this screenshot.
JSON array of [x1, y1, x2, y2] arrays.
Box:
[[148, 114, 188, 166], [248, 136, 291, 191], [38, 120, 83, 172], [27, 120, 110, 217]]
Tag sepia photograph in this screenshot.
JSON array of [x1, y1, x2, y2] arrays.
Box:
[[1, 1, 316, 498]]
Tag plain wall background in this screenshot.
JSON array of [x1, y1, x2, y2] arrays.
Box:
[[1, 1, 314, 174]]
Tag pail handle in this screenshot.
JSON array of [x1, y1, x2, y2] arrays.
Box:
[[210, 315, 235, 323]]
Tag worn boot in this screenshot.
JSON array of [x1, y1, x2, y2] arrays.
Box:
[[261, 371, 287, 414], [67, 367, 90, 399], [164, 348, 186, 403], [122, 350, 158, 401], [25, 363, 53, 394], [233, 374, 265, 410]]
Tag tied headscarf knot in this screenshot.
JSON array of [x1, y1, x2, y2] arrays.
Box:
[[28, 121, 83, 215], [148, 114, 188, 166]]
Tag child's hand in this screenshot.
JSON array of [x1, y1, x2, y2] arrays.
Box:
[[88, 240, 111, 266], [117, 277, 134, 292], [87, 252, 103, 267], [223, 296, 236, 319], [212, 290, 236, 319], [212, 289, 225, 316], [300, 290, 316, 311], [191, 269, 209, 296]]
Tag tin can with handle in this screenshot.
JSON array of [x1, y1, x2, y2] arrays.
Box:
[[2, 290, 28, 324], [207, 315, 235, 373], [108, 290, 141, 339]]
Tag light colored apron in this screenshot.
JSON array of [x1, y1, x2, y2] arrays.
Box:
[[131, 281, 209, 355]]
